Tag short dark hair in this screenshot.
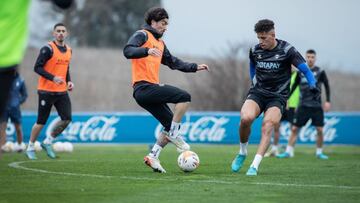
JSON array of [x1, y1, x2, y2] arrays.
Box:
[[52, 0, 73, 9], [144, 7, 169, 25], [306, 49, 317, 55], [53, 23, 66, 30], [254, 19, 275, 33]]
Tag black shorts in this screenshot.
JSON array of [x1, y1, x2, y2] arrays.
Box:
[[281, 107, 296, 123], [37, 92, 72, 125], [133, 82, 191, 131], [246, 89, 286, 114], [293, 106, 324, 127], [0, 107, 22, 124]]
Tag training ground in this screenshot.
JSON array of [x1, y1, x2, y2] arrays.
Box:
[[1, 144, 359, 203]]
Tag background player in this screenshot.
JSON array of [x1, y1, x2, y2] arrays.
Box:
[[0, 71, 28, 152], [26, 23, 74, 160], [277, 49, 331, 159]]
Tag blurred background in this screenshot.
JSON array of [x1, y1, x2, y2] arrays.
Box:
[[19, 0, 360, 112]]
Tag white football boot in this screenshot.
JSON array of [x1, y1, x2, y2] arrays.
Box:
[[144, 155, 166, 173], [166, 130, 190, 153]]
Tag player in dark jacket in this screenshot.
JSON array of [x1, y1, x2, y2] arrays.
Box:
[[0, 71, 27, 152], [277, 49, 331, 159]]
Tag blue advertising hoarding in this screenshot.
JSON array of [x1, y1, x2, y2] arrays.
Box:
[[4, 111, 360, 145]]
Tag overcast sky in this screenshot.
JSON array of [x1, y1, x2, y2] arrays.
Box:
[[162, 0, 359, 73]]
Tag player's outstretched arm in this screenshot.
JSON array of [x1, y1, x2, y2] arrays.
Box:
[[161, 45, 202, 73], [296, 63, 316, 88]]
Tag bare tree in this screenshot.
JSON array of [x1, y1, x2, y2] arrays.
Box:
[[63, 0, 160, 48], [189, 42, 252, 111]]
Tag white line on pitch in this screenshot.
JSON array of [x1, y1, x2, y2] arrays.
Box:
[[8, 160, 360, 190]]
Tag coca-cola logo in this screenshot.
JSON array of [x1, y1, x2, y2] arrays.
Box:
[[155, 115, 229, 142], [4, 121, 15, 141], [280, 117, 340, 142], [46, 116, 120, 142]]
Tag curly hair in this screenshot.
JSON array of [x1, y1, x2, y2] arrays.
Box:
[[254, 19, 275, 33], [144, 7, 169, 25]]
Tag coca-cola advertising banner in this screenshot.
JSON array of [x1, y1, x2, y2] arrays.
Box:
[[4, 112, 360, 145]]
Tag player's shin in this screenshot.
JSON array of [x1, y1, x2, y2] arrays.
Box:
[[43, 120, 70, 145], [51, 120, 71, 137], [149, 131, 169, 159]]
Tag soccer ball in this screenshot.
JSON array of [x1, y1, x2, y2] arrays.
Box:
[[177, 151, 200, 172]]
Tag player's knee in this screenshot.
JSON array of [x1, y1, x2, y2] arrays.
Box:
[[240, 113, 255, 126], [179, 92, 191, 102], [291, 126, 298, 133], [262, 119, 276, 129], [36, 120, 47, 125], [316, 127, 323, 134]]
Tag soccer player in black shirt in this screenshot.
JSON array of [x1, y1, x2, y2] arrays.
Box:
[[231, 19, 318, 176], [277, 49, 331, 159]]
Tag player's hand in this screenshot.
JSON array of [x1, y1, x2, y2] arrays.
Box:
[[323, 102, 331, 112], [67, 81, 74, 91], [148, 48, 162, 57], [53, 76, 65, 85], [197, 64, 210, 72]]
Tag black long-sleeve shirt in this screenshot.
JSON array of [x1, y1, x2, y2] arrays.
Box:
[[123, 25, 198, 72], [34, 41, 71, 82], [249, 39, 307, 99], [291, 66, 330, 107]]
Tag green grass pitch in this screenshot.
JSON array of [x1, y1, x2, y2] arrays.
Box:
[[0, 145, 359, 203]]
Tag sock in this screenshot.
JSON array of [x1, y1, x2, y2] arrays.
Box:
[[285, 145, 294, 156], [149, 144, 162, 159], [239, 142, 248, 155], [316, 148, 323, 155], [43, 135, 55, 145], [170, 121, 181, 137], [250, 154, 263, 170], [27, 141, 34, 151]]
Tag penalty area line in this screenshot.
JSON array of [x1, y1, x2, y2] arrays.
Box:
[[8, 160, 359, 190]]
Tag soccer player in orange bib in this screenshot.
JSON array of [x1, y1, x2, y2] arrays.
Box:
[[26, 23, 74, 160], [123, 7, 209, 173]]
